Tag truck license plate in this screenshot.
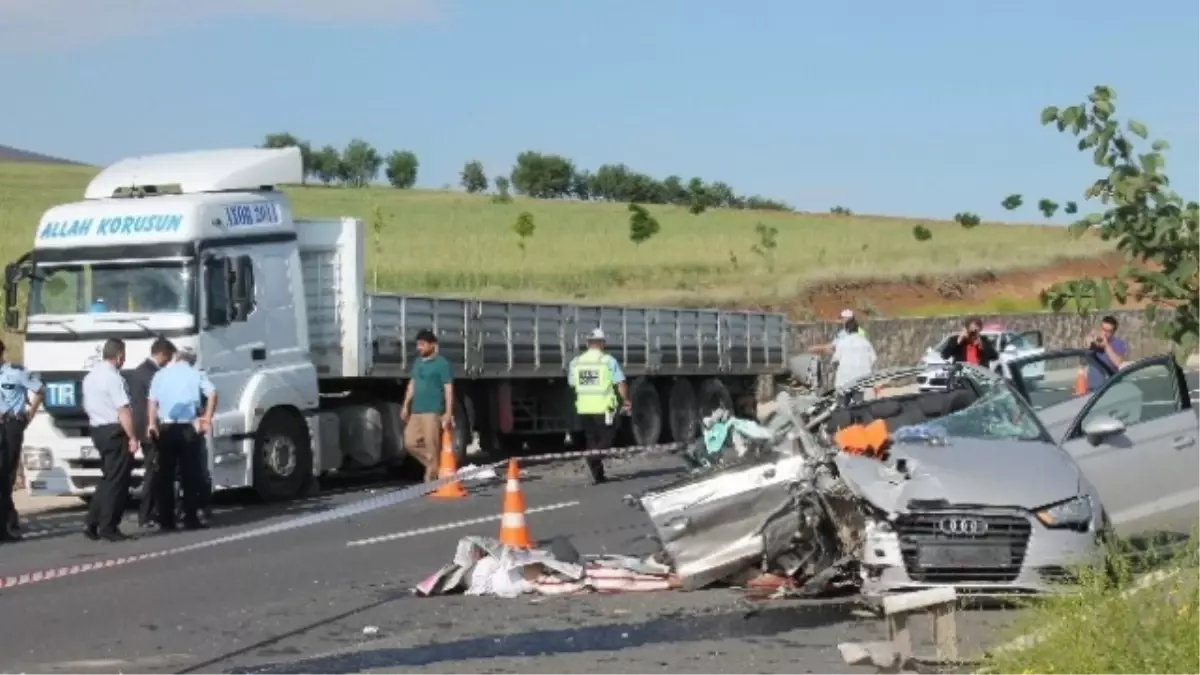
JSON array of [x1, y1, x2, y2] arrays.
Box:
[[80, 446, 97, 460], [918, 544, 1010, 568]]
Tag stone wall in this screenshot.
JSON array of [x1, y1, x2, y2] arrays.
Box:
[[788, 308, 1175, 370]]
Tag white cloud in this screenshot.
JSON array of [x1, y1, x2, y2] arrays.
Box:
[[0, 0, 443, 52]]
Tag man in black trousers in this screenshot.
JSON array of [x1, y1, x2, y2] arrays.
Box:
[[126, 337, 175, 529], [81, 338, 137, 542]]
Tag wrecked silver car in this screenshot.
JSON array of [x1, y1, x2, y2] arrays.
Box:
[[630, 362, 1109, 597]]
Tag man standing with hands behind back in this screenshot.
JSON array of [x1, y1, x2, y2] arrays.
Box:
[[401, 329, 454, 482], [128, 337, 176, 529]]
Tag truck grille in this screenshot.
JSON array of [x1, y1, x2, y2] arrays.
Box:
[[896, 512, 1031, 583]]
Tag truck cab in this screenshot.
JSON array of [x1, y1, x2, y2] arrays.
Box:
[[8, 147, 322, 501]]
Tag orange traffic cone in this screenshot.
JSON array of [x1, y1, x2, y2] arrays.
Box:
[[1074, 368, 1088, 396], [428, 429, 468, 500], [497, 459, 533, 549]]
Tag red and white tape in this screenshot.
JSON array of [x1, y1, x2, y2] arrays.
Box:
[[1, 441, 686, 592]]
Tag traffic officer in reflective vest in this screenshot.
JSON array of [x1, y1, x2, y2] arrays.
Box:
[[147, 347, 217, 531], [568, 329, 631, 485], [0, 339, 43, 542]]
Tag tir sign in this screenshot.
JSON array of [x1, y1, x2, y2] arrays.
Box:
[[45, 382, 77, 409]]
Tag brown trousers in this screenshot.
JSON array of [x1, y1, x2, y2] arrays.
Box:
[[404, 413, 442, 481]]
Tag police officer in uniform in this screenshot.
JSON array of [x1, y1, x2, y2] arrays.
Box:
[[81, 338, 138, 542], [568, 329, 631, 485], [0, 339, 44, 542], [147, 347, 217, 531]]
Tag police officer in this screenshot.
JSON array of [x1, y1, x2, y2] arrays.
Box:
[[568, 329, 631, 485], [0, 339, 44, 542], [126, 337, 176, 529], [81, 338, 138, 542], [147, 346, 217, 531]]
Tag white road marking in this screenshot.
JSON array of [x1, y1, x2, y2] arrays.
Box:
[[29, 654, 193, 670], [345, 500, 581, 548], [1109, 487, 1200, 526]]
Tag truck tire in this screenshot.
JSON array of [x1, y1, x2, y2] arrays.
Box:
[[667, 379, 698, 443], [697, 378, 734, 418], [253, 408, 313, 502], [451, 392, 472, 466], [629, 377, 662, 446]]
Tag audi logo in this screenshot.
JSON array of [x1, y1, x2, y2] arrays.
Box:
[[938, 517, 988, 536]]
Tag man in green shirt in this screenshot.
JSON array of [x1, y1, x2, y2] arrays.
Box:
[[401, 329, 455, 481]]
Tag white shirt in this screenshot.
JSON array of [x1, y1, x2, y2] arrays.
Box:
[[832, 332, 877, 389], [82, 361, 130, 426]]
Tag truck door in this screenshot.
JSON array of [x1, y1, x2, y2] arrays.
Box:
[[198, 250, 264, 480]]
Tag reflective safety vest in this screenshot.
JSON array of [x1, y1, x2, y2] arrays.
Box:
[[571, 350, 616, 415]]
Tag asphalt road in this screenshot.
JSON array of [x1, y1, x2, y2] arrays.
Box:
[[3, 369, 1195, 674], [0, 453, 1023, 675]]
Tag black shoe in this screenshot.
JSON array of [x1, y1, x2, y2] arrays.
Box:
[[99, 530, 129, 542], [183, 519, 209, 531], [0, 530, 22, 543], [82, 525, 101, 541], [158, 522, 178, 532]]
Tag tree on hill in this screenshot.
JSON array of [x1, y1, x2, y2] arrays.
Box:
[[1009, 85, 1198, 357], [493, 175, 513, 203], [385, 150, 419, 189], [460, 160, 488, 193], [510, 151, 575, 198], [628, 203, 661, 247], [261, 132, 312, 183], [341, 139, 382, 188], [309, 145, 342, 186]]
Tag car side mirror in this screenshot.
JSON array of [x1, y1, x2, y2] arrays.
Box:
[[1082, 415, 1126, 446]]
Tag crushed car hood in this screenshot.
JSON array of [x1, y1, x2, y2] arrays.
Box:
[[835, 438, 1081, 513]]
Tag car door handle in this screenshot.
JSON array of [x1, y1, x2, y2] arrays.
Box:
[[1173, 436, 1195, 450]]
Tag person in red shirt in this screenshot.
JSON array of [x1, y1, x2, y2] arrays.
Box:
[[939, 316, 999, 368]]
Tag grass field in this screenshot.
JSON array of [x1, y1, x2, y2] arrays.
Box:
[[0, 161, 1113, 311]]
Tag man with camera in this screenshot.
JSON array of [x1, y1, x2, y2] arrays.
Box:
[[1086, 315, 1128, 390], [939, 316, 999, 368]]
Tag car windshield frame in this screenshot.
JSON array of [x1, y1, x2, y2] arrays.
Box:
[[27, 258, 197, 317]]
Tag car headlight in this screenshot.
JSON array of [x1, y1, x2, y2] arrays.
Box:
[[1035, 495, 1093, 530], [22, 447, 53, 472]]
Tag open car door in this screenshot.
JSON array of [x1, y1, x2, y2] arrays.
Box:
[[1007, 348, 1114, 440], [1009, 351, 1198, 537]]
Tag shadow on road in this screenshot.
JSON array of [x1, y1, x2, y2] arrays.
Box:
[[225, 603, 858, 674]]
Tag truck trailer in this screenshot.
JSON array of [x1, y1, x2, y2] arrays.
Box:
[[6, 147, 789, 503]]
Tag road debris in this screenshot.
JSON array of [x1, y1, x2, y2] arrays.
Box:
[[414, 536, 680, 598]]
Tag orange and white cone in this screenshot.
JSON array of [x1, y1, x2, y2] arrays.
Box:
[[497, 458, 533, 549], [428, 429, 467, 500], [1074, 367, 1088, 396]]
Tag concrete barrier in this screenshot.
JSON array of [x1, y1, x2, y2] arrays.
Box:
[[790, 308, 1183, 371]]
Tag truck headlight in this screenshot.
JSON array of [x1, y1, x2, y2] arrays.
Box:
[[1035, 495, 1093, 531], [22, 447, 53, 472]]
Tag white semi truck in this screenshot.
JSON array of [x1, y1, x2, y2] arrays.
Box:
[[6, 147, 789, 502]]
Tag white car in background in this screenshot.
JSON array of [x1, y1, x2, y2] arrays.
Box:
[[917, 324, 1046, 391]]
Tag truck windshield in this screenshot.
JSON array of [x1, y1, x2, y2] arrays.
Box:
[[28, 260, 195, 315]]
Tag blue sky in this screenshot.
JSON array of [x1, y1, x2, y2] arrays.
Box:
[[1, 0, 1196, 220]]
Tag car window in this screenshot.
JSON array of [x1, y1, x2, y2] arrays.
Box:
[[1078, 361, 1180, 432], [923, 385, 1049, 443], [1006, 333, 1031, 350], [1013, 353, 1096, 411]]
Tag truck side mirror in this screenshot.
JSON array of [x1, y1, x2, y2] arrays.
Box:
[[221, 258, 238, 323], [3, 309, 18, 331], [3, 263, 19, 331]]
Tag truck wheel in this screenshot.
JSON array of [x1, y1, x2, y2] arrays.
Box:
[[629, 377, 662, 446], [253, 409, 313, 502], [697, 378, 734, 418], [451, 393, 472, 466], [667, 379, 698, 443]]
